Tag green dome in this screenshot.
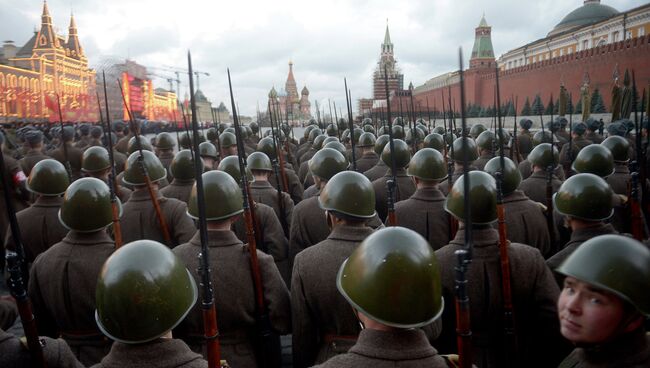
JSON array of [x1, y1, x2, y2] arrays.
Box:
[[549, 1, 619, 36]]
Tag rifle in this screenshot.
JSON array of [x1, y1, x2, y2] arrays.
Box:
[[383, 65, 398, 226], [409, 84, 418, 153], [55, 93, 73, 181], [117, 80, 172, 245], [632, 72, 644, 194], [456, 48, 473, 368], [344, 78, 357, 171], [210, 108, 222, 164], [426, 96, 433, 129], [228, 68, 282, 367], [99, 72, 122, 248], [333, 101, 341, 140], [187, 52, 222, 368], [567, 93, 574, 177], [495, 66, 517, 366], [630, 164, 644, 241], [268, 99, 290, 238]]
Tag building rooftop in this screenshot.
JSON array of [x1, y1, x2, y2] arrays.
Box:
[[549, 0, 619, 36]]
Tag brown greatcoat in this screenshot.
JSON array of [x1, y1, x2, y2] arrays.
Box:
[[393, 187, 450, 250], [584, 130, 604, 144], [232, 202, 290, 286], [49, 143, 84, 181], [516, 130, 533, 159], [297, 159, 311, 187], [312, 329, 451, 368], [112, 150, 127, 175], [363, 160, 389, 182], [518, 159, 566, 180], [291, 225, 374, 368], [5, 196, 68, 264], [372, 168, 416, 222], [0, 328, 84, 368], [355, 151, 379, 173], [473, 153, 493, 171], [160, 179, 195, 205], [298, 148, 317, 170], [607, 163, 633, 234], [120, 189, 196, 248], [28, 231, 115, 366], [499, 190, 552, 258], [559, 137, 592, 171], [173, 230, 290, 368], [438, 166, 479, 196], [557, 329, 650, 368], [19, 149, 50, 176], [91, 339, 207, 368], [74, 136, 90, 150], [269, 168, 303, 204], [0, 155, 28, 257], [249, 181, 294, 236], [435, 226, 566, 368], [113, 134, 131, 154], [303, 184, 319, 199], [518, 170, 563, 205], [157, 151, 175, 183]]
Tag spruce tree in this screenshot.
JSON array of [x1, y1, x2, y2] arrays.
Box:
[[575, 98, 583, 114], [521, 97, 532, 116], [591, 88, 606, 113], [532, 95, 545, 115]]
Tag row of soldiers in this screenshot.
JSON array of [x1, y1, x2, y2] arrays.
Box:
[[0, 111, 648, 367]]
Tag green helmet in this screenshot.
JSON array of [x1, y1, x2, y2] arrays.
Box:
[[304, 125, 316, 139], [308, 148, 349, 181], [470, 123, 487, 139], [357, 132, 376, 147], [337, 227, 443, 328], [154, 132, 175, 150], [443, 132, 455, 145], [445, 171, 497, 224], [217, 155, 252, 184], [82, 146, 111, 173], [249, 122, 259, 134], [601, 136, 630, 163], [363, 124, 376, 134], [476, 130, 501, 152], [326, 124, 338, 137], [556, 234, 650, 316], [381, 139, 411, 168], [323, 141, 347, 156], [59, 177, 120, 232], [377, 126, 389, 136], [323, 136, 339, 145], [199, 142, 218, 159], [179, 133, 191, 149], [27, 159, 70, 196], [313, 135, 327, 150], [432, 126, 445, 135], [219, 132, 237, 148], [423, 133, 445, 152], [391, 125, 405, 140], [247, 151, 272, 171], [393, 117, 404, 126], [572, 144, 615, 178], [223, 127, 236, 135], [528, 143, 559, 169], [217, 123, 228, 133], [244, 126, 253, 138], [553, 173, 614, 221], [351, 128, 363, 144], [374, 135, 390, 155], [95, 240, 197, 344], [123, 150, 167, 186], [170, 150, 201, 181], [318, 171, 376, 218], [450, 137, 479, 162], [337, 118, 348, 130], [257, 137, 278, 160], [188, 170, 243, 221], [405, 128, 425, 145], [206, 128, 218, 141], [308, 128, 323, 142], [484, 156, 522, 196], [407, 148, 447, 181], [532, 131, 553, 146], [127, 136, 154, 155]]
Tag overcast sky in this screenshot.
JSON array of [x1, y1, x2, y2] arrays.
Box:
[[0, 0, 646, 116]]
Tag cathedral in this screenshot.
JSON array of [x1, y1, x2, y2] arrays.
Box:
[[268, 61, 311, 124]]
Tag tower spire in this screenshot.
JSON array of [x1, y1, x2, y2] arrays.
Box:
[[469, 13, 495, 69], [34, 0, 59, 50], [66, 11, 84, 58]]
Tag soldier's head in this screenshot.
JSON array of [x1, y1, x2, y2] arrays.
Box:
[[572, 144, 615, 178], [217, 155, 253, 187], [24, 130, 43, 150], [572, 122, 587, 137], [170, 150, 200, 182], [445, 171, 497, 228], [154, 132, 175, 154], [308, 148, 349, 189], [449, 137, 478, 166], [95, 240, 197, 344], [422, 133, 445, 153], [123, 150, 167, 190], [407, 148, 447, 188], [556, 235, 650, 345], [59, 178, 121, 233], [127, 136, 154, 155], [247, 151, 272, 182], [528, 143, 559, 172], [27, 159, 69, 197], [484, 156, 522, 196], [601, 136, 630, 164], [381, 139, 411, 170], [469, 123, 487, 139], [198, 142, 218, 170], [82, 146, 112, 180], [78, 123, 90, 137], [219, 132, 238, 157], [519, 118, 533, 131], [90, 126, 103, 140], [476, 131, 498, 155], [188, 170, 243, 228], [319, 171, 375, 228], [357, 132, 376, 153], [553, 173, 614, 229], [337, 227, 443, 330], [112, 121, 126, 137]]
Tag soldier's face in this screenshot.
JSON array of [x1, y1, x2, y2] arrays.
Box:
[[557, 277, 626, 344]]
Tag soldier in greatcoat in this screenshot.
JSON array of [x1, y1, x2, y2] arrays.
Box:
[[516, 118, 534, 159], [559, 122, 592, 175], [173, 171, 290, 368], [473, 130, 497, 171], [354, 132, 379, 173], [28, 178, 117, 365], [258, 137, 304, 204], [73, 124, 91, 150], [518, 143, 563, 204], [50, 126, 84, 181], [87, 125, 104, 148], [160, 150, 197, 205], [19, 130, 50, 176], [372, 139, 416, 220], [602, 136, 634, 234], [363, 135, 389, 181], [154, 132, 176, 183], [298, 135, 326, 186], [437, 137, 479, 195], [81, 146, 132, 203], [0, 326, 83, 368]]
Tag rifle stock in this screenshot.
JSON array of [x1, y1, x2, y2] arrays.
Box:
[[383, 65, 398, 226]]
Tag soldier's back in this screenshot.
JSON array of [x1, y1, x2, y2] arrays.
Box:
[[20, 150, 49, 176], [363, 161, 388, 182], [393, 187, 450, 249], [249, 180, 293, 236], [372, 168, 416, 221], [50, 144, 83, 180], [160, 179, 194, 205], [0, 329, 84, 368], [501, 190, 552, 258], [355, 151, 379, 173], [518, 171, 562, 204], [91, 339, 207, 368]]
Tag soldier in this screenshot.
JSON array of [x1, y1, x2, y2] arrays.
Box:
[[518, 131, 566, 180], [372, 139, 416, 220], [554, 235, 650, 367], [50, 126, 84, 181], [517, 118, 534, 159], [120, 150, 196, 247], [154, 132, 176, 183], [555, 117, 570, 143], [113, 125, 132, 154], [218, 131, 237, 158], [258, 137, 303, 204], [112, 121, 126, 141], [198, 141, 218, 171], [474, 130, 498, 170], [546, 174, 617, 280], [354, 132, 378, 173], [470, 123, 487, 139], [313, 227, 451, 368], [19, 130, 49, 176], [484, 156, 551, 257], [88, 126, 104, 148], [74, 124, 91, 150], [363, 134, 390, 181], [247, 151, 294, 237], [298, 135, 327, 186], [103, 132, 127, 175], [438, 137, 479, 195], [249, 121, 260, 143], [291, 171, 378, 367], [584, 117, 603, 144], [423, 132, 445, 153], [28, 178, 118, 365], [5, 159, 69, 264], [393, 148, 450, 249], [289, 148, 350, 264], [93, 240, 207, 368], [518, 143, 563, 204], [0, 132, 29, 263], [559, 122, 592, 173], [602, 136, 633, 233], [82, 146, 132, 203], [160, 150, 197, 205], [173, 170, 290, 366], [1, 324, 83, 367], [435, 171, 566, 367]]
